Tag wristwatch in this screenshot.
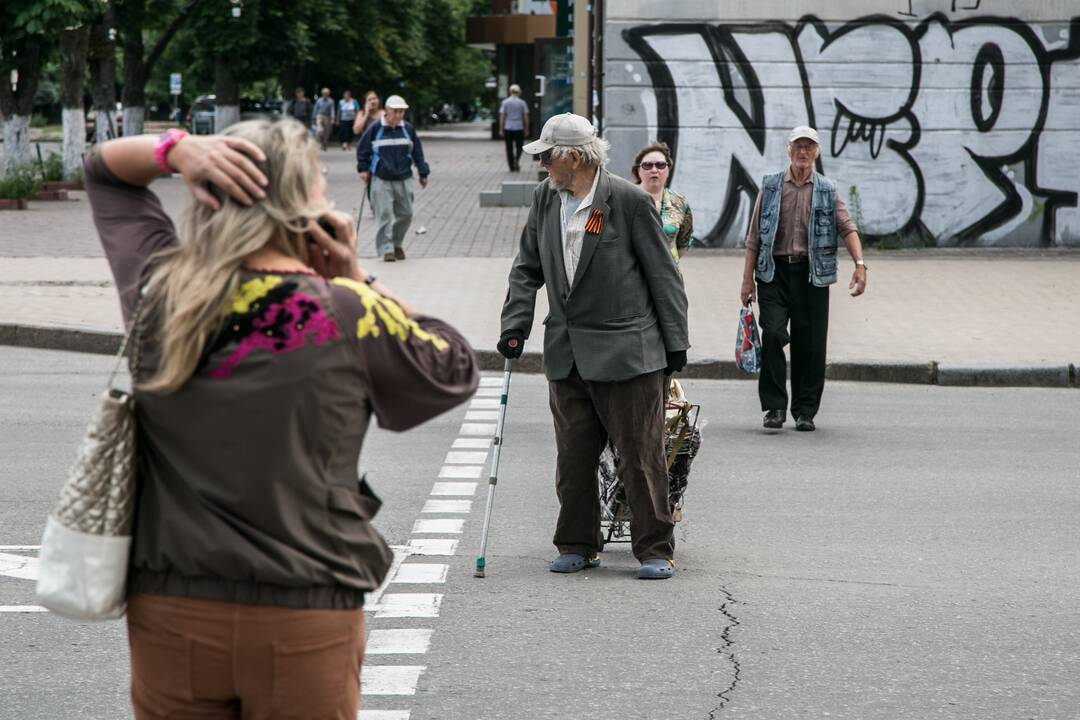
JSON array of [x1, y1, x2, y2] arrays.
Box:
[[855, 260, 868, 271], [363, 274, 377, 286]]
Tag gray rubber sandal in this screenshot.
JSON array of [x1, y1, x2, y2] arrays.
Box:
[[638, 558, 674, 579], [549, 553, 601, 573]]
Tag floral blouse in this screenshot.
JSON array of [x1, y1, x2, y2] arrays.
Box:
[[658, 188, 693, 264]]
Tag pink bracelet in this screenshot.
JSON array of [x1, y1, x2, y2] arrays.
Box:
[[153, 129, 188, 174]]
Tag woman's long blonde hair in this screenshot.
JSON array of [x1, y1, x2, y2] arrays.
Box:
[[139, 118, 328, 394]]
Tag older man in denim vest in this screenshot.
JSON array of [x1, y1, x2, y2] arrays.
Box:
[[739, 126, 868, 432]]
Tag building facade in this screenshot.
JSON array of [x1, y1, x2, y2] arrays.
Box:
[[603, 0, 1080, 247]]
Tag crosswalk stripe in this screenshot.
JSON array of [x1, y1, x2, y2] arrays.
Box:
[[0, 605, 48, 613], [358, 710, 411, 720], [430, 482, 476, 496], [0, 552, 39, 581], [438, 465, 482, 479], [444, 451, 488, 465], [472, 387, 502, 397], [361, 666, 425, 695], [366, 629, 435, 655], [452, 438, 490, 449], [391, 564, 449, 584], [478, 376, 503, 387], [469, 397, 501, 409], [459, 423, 496, 436], [407, 538, 459, 556], [422, 499, 472, 514], [464, 410, 500, 421], [411, 519, 464, 535], [375, 593, 443, 618]]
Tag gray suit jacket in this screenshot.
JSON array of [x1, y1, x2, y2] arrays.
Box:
[[500, 169, 689, 382]]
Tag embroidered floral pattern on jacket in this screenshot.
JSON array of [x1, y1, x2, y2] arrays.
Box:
[[204, 276, 341, 379], [332, 277, 449, 351]]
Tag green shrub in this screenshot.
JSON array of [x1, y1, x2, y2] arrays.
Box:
[[41, 152, 65, 182], [0, 163, 42, 200], [30, 114, 49, 128]]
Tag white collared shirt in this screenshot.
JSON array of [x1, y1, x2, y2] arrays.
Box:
[[558, 168, 602, 285]]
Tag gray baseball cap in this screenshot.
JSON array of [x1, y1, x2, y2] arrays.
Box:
[[523, 113, 596, 154], [788, 125, 820, 144]]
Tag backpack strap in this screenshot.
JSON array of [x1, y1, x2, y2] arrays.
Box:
[[371, 123, 385, 176]]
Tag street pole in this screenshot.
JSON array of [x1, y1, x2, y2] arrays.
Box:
[[572, 0, 589, 117]]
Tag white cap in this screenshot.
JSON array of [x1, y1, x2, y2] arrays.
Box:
[[385, 95, 409, 110], [523, 113, 596, 154], [789, 125, 820, 144], [509, 83, 521, 94]]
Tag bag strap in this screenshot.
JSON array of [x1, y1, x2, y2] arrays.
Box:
[[106, 293, 145, 393]]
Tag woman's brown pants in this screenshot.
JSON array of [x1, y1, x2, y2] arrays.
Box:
[[127, 594, 364, 719]]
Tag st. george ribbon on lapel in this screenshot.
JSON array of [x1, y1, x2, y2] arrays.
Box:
[[584, 208, 605, 235]]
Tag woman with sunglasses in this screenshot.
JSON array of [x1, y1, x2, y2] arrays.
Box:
[[631, 142, 693, 265]]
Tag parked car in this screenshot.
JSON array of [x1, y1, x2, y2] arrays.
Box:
[[240, 98, 283, 120], [187, 95, 216, 134]]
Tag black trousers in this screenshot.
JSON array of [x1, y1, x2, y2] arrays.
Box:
[[503, 130, 524, 170], [548, 367, 674, 562], [757, 260, 830, 419]]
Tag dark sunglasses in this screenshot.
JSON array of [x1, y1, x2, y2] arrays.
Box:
[[639, 161, 669, 171], [539, 150, 554, 166]]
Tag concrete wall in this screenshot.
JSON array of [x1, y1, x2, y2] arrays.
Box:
[[603, 0, 1080, 247]]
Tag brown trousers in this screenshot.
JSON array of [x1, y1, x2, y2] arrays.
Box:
[[127, 594, 364, 720], [548, 367, 674, 561]]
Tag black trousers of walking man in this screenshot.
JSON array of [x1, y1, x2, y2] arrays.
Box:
[[757, 259, 830, 419], [504, 130, 524, 171]]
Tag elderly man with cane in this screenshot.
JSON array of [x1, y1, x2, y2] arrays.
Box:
[[498, 113, 689, 580], [740, 125, 868, 432]]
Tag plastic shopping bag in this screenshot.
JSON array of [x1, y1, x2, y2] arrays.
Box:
[[735, 305, 761, 374]]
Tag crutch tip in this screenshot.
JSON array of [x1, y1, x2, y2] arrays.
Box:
[[474, 558, 486, 578]]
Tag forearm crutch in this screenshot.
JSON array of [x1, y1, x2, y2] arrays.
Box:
[[474, 356, 514, 578]]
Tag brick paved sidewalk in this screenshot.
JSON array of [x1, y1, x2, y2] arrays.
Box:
[[3, 253, 1078, 367], [0, 124, 528, 259]]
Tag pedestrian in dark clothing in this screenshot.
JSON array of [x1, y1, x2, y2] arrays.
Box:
[[498, 113, 689, 580], [740, 125, 868, 432], [356, 95, 430, 262], [84, 118, 478, 719], [338, 90, 359, 149], [285, 87, 313, 128], [499, 84, 529, 172]]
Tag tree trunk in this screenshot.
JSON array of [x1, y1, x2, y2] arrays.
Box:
[[88, 9, 118, 143], [214, 55, 241, 132], [0, 39, 43, 172], [60, 27, 90, 180], [121, 21, 148, 137]]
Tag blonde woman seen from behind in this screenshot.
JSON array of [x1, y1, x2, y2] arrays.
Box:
[[84, 119, 479, 720]]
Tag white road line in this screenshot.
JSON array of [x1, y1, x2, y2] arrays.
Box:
[[363, 546, 409, 613], [430, 482, 476, 496], [361, 666, 426, 695], [407, 538, 459, 556], [444, 451, 488, 465], [391, 564, 449, 584], [366, 629, 434, 655], [422, 499, 472, 514], [473, 387, 502, 397], [438, 465, 482, 479], [0, 606, 48, 613], [469, 398, 501, 409], [452, 438, 490, 449], [459, 423, 496, 436], [411, 519, 464, 535], [0, 552, 39, 581], [358, 711, 411, 720], [478, 377, 503, 387], [464, 411, 500, 421], [375, 593, 443, 618], [0, 545, 40, 551]]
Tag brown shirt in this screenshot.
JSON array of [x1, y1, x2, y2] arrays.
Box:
[[84, 152, 479, 609], [744, 168, 857, 255]]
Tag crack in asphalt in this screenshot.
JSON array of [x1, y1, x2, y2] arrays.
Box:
[[706, 585, 741, 718], [726, 569, 917, 588]]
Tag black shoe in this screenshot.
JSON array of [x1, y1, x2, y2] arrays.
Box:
[[763, 410, 785, 429], [795, 416, 816, 432]]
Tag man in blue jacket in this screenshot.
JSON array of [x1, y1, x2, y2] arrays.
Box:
[[356, 95, 430, 262]]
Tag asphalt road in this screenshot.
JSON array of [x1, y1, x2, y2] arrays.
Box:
[[1, 347, 1077, 720]]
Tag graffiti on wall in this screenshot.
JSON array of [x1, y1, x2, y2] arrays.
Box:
[[620, 14, 1080, 246]]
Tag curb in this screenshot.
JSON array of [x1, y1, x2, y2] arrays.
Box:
[[1, 323, 1076, 389]]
